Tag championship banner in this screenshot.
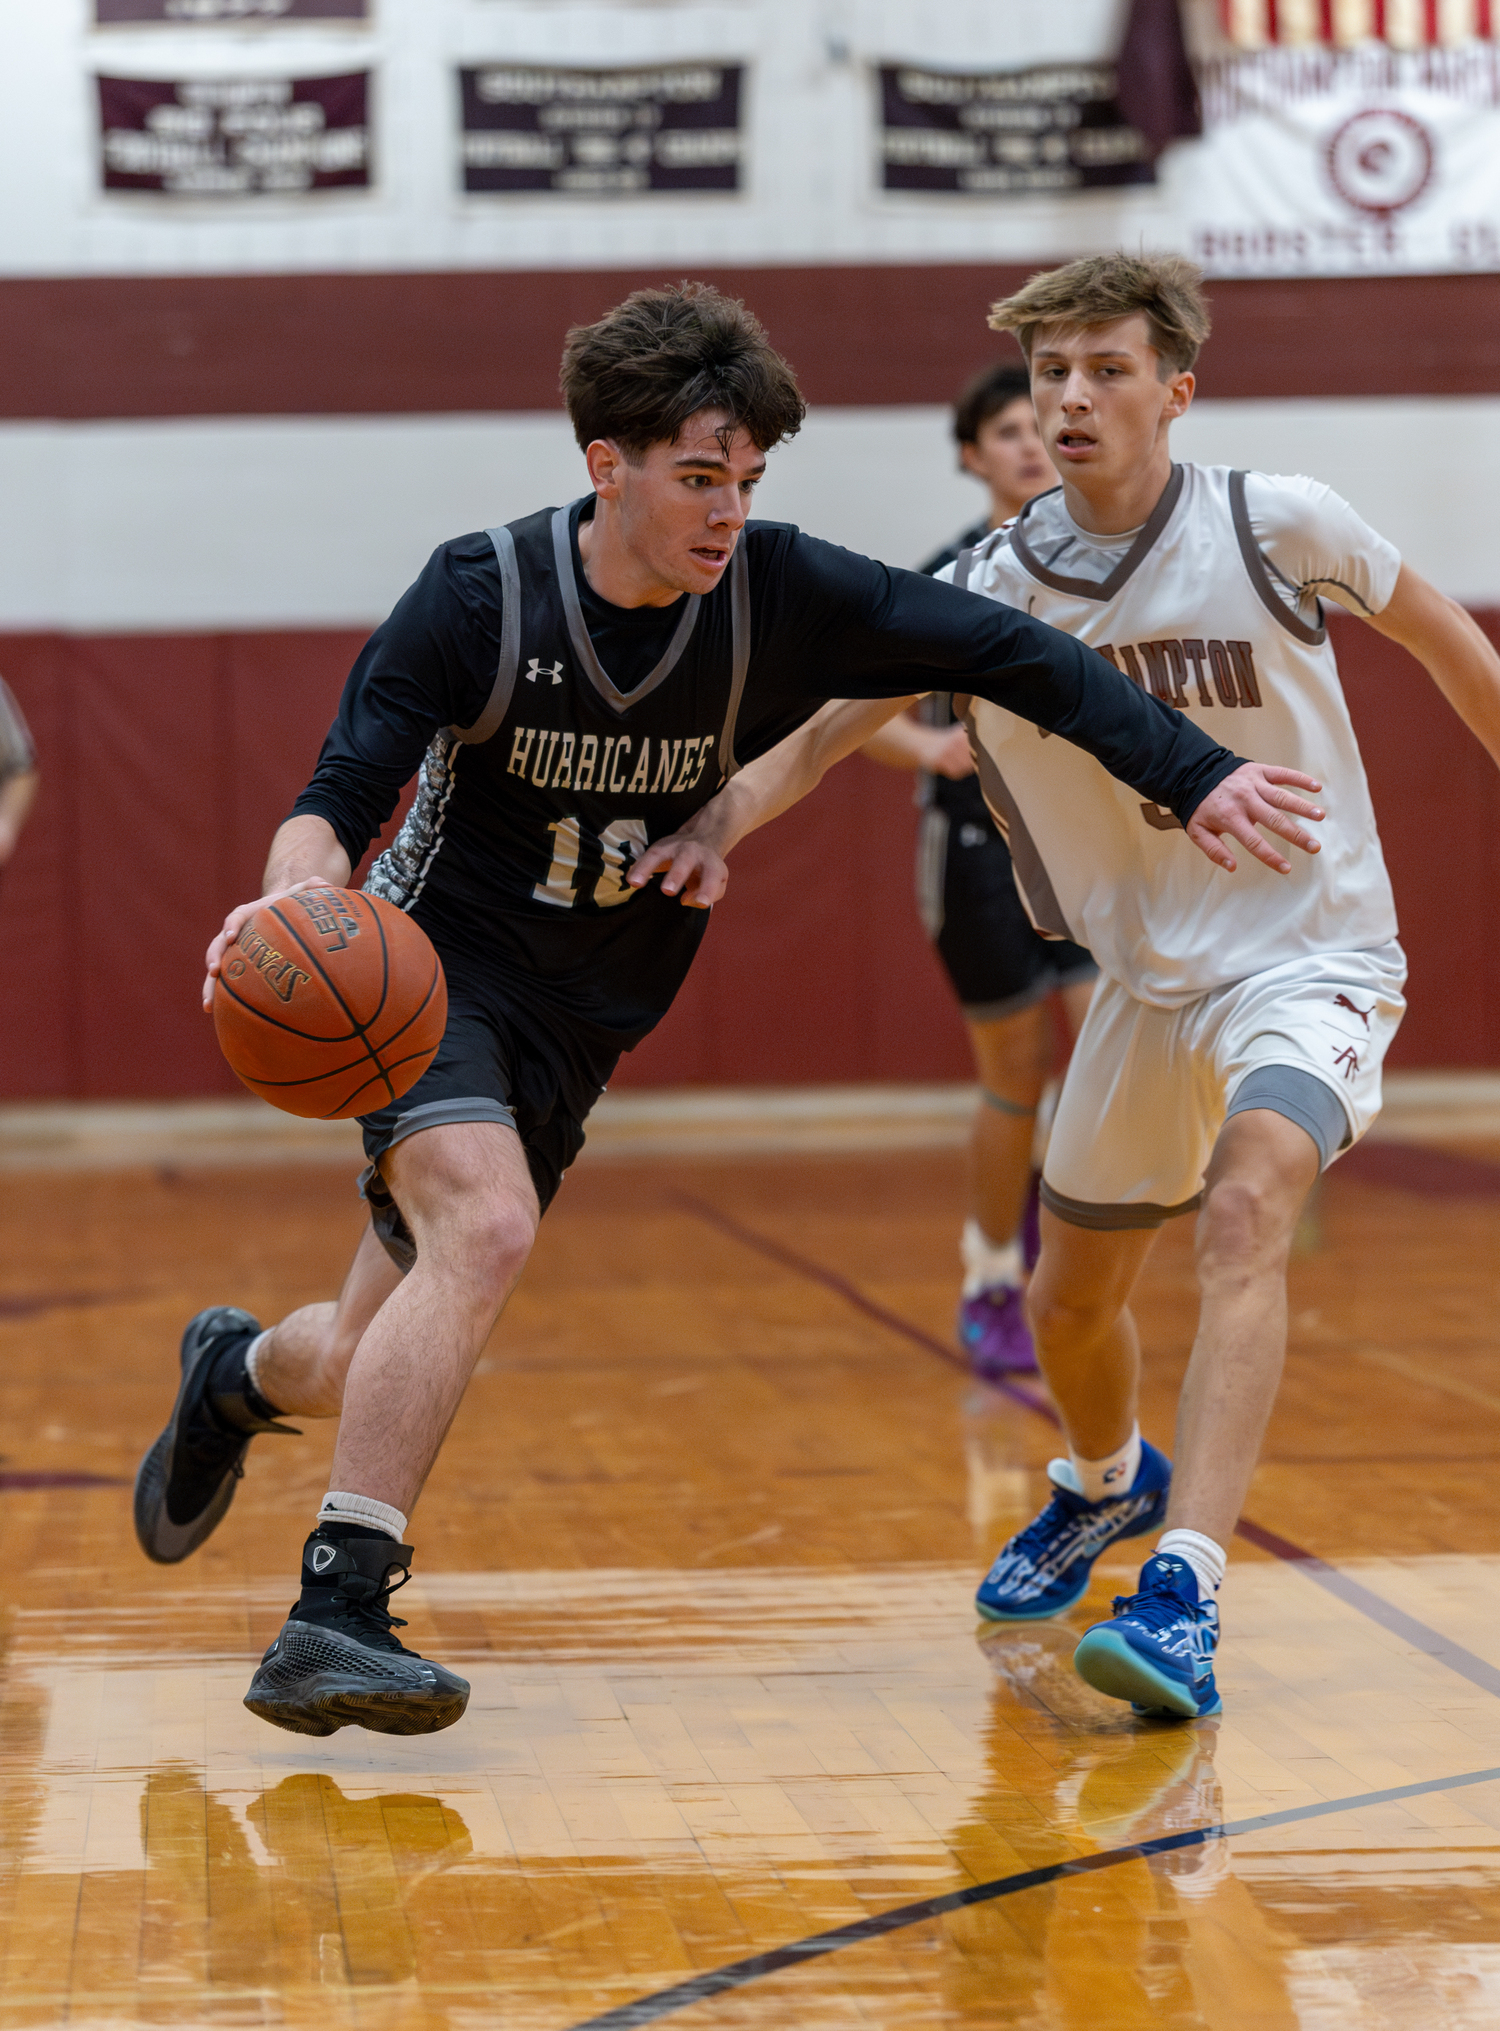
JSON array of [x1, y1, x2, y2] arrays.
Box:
[[1189, 45, 1500, 275], [96, 0, 368, 18], [97, 73, 370, 196], [879, 63, 1153, 195], [460, 64, 742, 196]]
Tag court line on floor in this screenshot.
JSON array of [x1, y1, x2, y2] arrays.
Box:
[[673, 1192, 1055, 1420], [675, 1192, 1500, 1703], [566, 1761, 1500, 2030], [1232, 1517, 1500, 1697]]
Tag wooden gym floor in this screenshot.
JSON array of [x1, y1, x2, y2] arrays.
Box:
[[4, 1132, 1500, 2026]]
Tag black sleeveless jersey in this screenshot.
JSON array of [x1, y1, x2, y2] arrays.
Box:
[[296, 497, 1240, 1055], [360, 500, 760, 1052]]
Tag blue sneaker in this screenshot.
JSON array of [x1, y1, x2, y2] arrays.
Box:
[[1073, 1552, 1222, 1719], [974, 1442, 1172, 1622]]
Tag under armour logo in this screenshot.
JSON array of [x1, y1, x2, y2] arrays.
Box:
[[526, 658, 564, 685], [1333, 993, 1374, 1030], [310, 1543, 339, 1573]]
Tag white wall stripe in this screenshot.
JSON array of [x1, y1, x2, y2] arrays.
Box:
[[0, 396, 1493, 632]]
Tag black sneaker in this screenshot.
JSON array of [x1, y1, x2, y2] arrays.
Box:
[[133, 1306, 300, 1564], [244, 1531, 470, 1737]]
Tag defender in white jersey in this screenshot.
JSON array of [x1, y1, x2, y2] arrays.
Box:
[[639, 254, 1500, 1723], [953, 461, 1405, 1218]]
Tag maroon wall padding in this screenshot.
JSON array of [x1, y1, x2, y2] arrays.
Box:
[[1, 267, 1497, 419], [0, 631, 365, 1098], [1330, 609, 1500, 1065], [0, 615, 1494, 1099]]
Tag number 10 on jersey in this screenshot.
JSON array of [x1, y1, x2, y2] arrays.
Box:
[[535, 816, 650, 909]]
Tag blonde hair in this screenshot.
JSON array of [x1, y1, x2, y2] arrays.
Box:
[[987, 253, 1211, 377]]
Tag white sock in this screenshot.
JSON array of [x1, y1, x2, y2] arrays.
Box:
[[1157, 1528, 1226, 1602], [1066, 1423, 1142, 1504], [960, 1218, 1024, 1299], [244, 1329, 273, 1400], [319, 1491, 408, 1541]]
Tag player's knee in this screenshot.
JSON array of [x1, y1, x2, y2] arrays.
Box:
[[446, 1194, 537, 1298], [973, 1006, 1051, 1094], [1026, 1280, 1121, 1352], [1196, 1172, 1292, 1274]]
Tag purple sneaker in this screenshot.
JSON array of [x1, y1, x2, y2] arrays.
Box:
[[958, 1283, 1037, 1376]]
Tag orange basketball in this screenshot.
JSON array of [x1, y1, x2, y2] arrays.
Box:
[[213, 886, 448, 1120]]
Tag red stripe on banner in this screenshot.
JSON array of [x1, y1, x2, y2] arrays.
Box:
[[1267, 0, 1281, 39], [1319, 0, 1335, 41], [1373, 0, 1387, 38], [1480, 0, 1493, 34], [1425, 0, 1441, 41]]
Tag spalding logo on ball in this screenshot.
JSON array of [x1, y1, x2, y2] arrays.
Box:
[[213, 886, 447, 1119]]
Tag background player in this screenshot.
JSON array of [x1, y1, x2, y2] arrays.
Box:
[[0, 677, 37, 874], [132, 283, 1304, 1740], [633, 252, 1500, 1723], [862, 363, 1096, 1377]]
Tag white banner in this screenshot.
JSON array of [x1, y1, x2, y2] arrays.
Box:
[[1187, 44, 1500, 276]]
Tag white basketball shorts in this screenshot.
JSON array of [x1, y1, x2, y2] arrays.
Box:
[[1041, 941, 1407, 1229]]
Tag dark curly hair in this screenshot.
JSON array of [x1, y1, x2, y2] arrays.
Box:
[[561, 281, 806, 458]]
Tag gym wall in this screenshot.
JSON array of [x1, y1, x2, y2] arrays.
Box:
[[1, 1, 1497, 1098]]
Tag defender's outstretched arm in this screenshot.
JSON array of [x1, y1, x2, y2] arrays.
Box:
[[1367, 565, 1500, 765], [630, 695, 1327, 906], [629, 696, 917, 905]]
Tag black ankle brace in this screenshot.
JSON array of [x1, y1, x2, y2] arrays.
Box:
[[300, 1526, 412, 1593], [295, 1527, 413, 1635]]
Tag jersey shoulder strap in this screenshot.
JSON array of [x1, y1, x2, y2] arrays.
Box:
[[716, 536, 752, 780], [448, 523, 523, 744], [1227, 469, 1327, 647], [953, 524, 1010, 594], [447, 504, 752, 764]]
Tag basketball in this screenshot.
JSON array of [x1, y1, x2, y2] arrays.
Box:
[[213, 886, 447, 1119]]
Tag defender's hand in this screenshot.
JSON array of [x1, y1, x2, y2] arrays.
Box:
[[627, 835, 729, 909], [202, 881, 325, 1011], [1185, 764, 1325, 875]]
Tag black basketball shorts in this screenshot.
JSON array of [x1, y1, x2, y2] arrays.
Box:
[[357, 986, 616, 1273], [915, 801, 1096, 1022]]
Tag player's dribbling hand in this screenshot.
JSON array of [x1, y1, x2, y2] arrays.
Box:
[[201, 881, 327, 1011], [1185, 764, 1326, 875], [626, 836, 729, 909]]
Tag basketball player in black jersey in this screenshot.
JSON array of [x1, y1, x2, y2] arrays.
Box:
[[862, 364, 1096, 1378], [132, 282, 1323, 1738]]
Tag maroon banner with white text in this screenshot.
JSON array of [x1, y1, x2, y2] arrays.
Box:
[[97, 72, 369, 196]]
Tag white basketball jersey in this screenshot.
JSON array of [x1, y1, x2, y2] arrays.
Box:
[[952, 463, 1400, 1008]]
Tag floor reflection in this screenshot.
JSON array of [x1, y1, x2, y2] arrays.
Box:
[[6, 1562, 1500, 2025], [940, 1630, 1298, 2030], [140, 1768, 475, 1992]]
